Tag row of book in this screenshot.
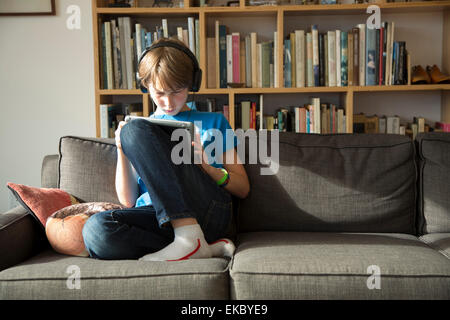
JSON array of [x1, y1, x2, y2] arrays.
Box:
[[101, 17, 200, 90], [234, 98, 347, 133], [209, 22, 277, 89], [353, 113, 450, 140], [284, 22, 410, 88]]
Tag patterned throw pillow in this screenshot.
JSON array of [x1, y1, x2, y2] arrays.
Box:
[[7, 182, 80, 228], [45, 202, 126, 257]]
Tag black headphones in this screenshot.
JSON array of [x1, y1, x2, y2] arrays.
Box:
[[137, 40, 202, 93]]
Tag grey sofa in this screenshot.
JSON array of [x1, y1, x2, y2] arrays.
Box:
[[0, 132, 449, 299]]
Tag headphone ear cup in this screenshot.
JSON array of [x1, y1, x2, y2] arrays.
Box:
[[138, 77, 148, 93], [191, 69, 202, 92]]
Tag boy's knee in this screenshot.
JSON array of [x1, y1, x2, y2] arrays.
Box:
[[82, 211, 115, 259]]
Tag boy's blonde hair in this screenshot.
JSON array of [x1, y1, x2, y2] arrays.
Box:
[[138, 38, 194, 92]]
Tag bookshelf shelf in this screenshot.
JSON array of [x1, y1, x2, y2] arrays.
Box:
[[93, 0, 450, 137]]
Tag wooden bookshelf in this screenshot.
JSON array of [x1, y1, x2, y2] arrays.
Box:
[[92, 0, 450, 136]]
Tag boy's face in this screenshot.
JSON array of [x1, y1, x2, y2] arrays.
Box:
[[149, 83, 189, 116]]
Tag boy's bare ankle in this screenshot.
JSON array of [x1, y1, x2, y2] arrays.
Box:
[[171, 218, 198, 229]]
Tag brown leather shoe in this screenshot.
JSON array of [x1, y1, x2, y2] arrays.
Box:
[[411, 65, 431, 84], [427, 65, 450, 84]]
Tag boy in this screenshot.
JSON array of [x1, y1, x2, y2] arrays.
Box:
[[82, 38, 250, 261]]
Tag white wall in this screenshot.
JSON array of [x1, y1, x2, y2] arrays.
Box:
[[0, 0, 95, 212]]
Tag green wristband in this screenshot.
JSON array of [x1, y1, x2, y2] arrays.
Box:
[[216, 168, 229, 186]]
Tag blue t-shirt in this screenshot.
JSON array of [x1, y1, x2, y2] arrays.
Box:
[[135, 109, 239, 207]]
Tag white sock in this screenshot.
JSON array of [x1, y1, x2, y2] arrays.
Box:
[[139, 224, 212, 262], [209, 238, 236, 258]]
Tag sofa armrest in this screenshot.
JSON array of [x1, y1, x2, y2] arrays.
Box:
[[0, 206, 48, 271]]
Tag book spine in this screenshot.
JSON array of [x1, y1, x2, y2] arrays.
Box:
[[327, 31, 336, 87], [162, 18, 168, 38], [274, 31, 278, 88], [219, 25, 227, 88], [365, 25, 376, 86], [195, 19, 200, 62], [379, 25, 384, 85], [188, 17, 195, 54], [262, 42, 271, 88], [290, 33, 296, 88], [232, 33, 240, 83], [312, 25, 320, 87], [123, 17, 133, 89], [251, 32, 257, 88], [284, 39, 292, 88], [336, 30, 341, 87], [341, 31, 348, 87], [319, 33, 325, 86], [306, 32, 313, 87], [352, 27, 359, 87], [357, 24, 365, 86], [226, 34, 233, 84], [348, 32, 353, 86], [245, 35, 252, 88]]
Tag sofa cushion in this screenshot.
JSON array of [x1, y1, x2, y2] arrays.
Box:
[[416, 132, 450, 234], [238, 132, 416, 234], [420, 233, 450, 259], [0, 250, 230, 299], [230, 232, 450, 299], [58, 136, 119, 204], [7, 182, 80, 228], [45, 202, 126, 257]]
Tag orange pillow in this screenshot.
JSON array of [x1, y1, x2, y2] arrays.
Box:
[[7, 182, 80, 227], [45, 202, 126, 257]]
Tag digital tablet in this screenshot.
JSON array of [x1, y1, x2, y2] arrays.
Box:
[[124, 115, 196, 163], [125, 115, 194, 140]]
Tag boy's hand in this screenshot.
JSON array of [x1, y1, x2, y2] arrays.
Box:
[[115, 121, 127, 150]]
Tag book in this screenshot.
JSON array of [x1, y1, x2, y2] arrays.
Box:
[[195, 19, 200, 62], [261, 41, 272, 88], [290, 33, 296, 88], [348, 32, 354, 86], [245, 35, 252, 88], [341, 31, 348, 87], [251, 32, 257, 88], [352, 27, 359, 86], [284, 39, 292, 88], [357, 24, 365, 86], [232, 32, 240, 84], [226, 34, 233, 84], [366, 25, 376, 86], [295, 30, 305, 87], [379, 116, 386, 134], [336, 30, 341, 87], [241, 101, 251, 130], [312, 25, 320, 87], [218, 24, 227, 88], [188, 17, 195, 55], [327, 31, 336, 87], [306, 32, 313, 87], [319, 33, 325, 86]]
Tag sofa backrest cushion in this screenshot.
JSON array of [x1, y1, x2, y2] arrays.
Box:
[[416, 132, 450, 234], [237, 132, 417, 234], [58, 136, 119, 204]]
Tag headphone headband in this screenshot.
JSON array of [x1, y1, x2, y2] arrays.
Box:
[[137, 40, 202, 93]]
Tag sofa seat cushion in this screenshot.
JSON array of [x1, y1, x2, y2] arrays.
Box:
[[420, 233, 450, 259], [0, 250, 230, 299], [230, 232, 450, 299]]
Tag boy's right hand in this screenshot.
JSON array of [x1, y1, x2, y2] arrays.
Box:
[[115, 121, 127, 150]]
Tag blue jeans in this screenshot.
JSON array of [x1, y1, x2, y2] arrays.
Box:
[[82, 119, 233, 260]]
